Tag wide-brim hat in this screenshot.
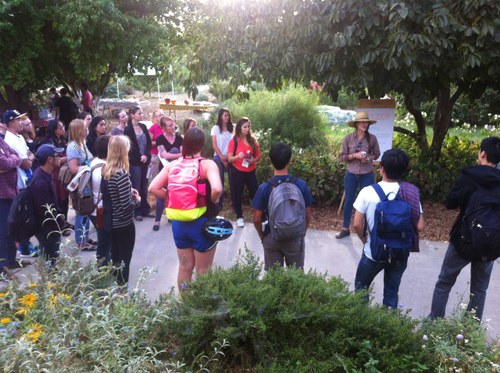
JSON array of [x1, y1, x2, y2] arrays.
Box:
[[348, 111, 377, 127]]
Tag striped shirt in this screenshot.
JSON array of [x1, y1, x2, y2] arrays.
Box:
[[107, 170, 135, 229]]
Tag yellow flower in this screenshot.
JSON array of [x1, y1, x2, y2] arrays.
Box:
[[50, 293, 72, 307], [58, 293, 71, 301], [0, 292, 9, 298], [47, 282, 57, 287], [24, 323, 43, 343], [29, 282, 38, 287], [15, 307, 28, 316], [1, 317, 12, 324], [19, 293, 37, 308]]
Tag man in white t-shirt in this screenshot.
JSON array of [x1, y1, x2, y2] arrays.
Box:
[[3, 110, 33, 190], [352, 149, 424, 308]]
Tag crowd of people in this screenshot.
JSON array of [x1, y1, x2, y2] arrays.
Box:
[[0, 102, 498, 323]]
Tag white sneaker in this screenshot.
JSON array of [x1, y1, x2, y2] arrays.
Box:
[[237, 218, 244, 228]]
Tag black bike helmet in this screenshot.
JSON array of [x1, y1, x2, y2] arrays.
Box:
[[202, 217, 233, 241]]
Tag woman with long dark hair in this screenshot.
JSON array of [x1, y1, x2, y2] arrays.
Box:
[[227, 117, 261, 228], [336, 112, 380, 239], [86, 116, 107, 156], [211, 108, 233, 207], [124, 106, 153, 220]]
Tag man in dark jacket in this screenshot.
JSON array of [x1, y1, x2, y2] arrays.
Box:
[[31, 144, 66, 264], [429, 136, 500, 320]]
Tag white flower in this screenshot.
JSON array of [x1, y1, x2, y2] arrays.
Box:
[[422, 334, 428, 341]]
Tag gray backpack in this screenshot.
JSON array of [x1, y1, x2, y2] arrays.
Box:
[[267, 177, 306, 241]]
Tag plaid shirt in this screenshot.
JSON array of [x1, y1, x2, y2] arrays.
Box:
[[0, 138, 21, 199], [399, 181, 422, 252]]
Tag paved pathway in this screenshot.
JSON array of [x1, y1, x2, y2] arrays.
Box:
[[7, 211, 499, 341]]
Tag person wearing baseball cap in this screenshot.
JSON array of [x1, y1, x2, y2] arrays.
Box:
[[2, 109, 26, 125], [30, 144, 66, 264], [337, 112, 381, 239]]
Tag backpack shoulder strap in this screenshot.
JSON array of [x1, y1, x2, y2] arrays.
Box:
[[197, 157, 205, 179], [372, 184, 387, 202]]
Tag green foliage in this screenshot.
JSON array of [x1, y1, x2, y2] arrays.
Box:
[[227, 86, 330, 149], [394, 121, 479, 201], [0, 0, 183, 108], [186, 0, 500, 159], [255, 129, 344, 206], [169, 250, 433, 372]]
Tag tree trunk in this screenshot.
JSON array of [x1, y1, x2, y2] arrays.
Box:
[[0, 85, 32, 115], [430, 85, 453, 161], [404, 96, 429, 154]]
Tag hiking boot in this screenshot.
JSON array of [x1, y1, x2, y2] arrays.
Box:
[[237, 218, 244, 228], [335, 229, 350, 239]]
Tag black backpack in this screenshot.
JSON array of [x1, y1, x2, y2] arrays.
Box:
[[8, 185, 38, 242], [459, 184, 500, 261]]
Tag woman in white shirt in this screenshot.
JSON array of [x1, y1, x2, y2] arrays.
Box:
[[210, 108, 233, 210]]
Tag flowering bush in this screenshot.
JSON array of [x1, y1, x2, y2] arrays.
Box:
[[421, 306, 499, 372], [0, 254, 226, 372]]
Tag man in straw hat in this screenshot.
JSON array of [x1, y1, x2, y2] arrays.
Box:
[[337, 112, 380, 239]]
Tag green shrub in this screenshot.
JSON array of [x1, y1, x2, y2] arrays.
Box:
[[394, 133, 478, 201], [169, 250, 436, 372], [227, 86, 330, 149]]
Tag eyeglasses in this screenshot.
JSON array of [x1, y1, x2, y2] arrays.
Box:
[[355, 142, 363, 152]]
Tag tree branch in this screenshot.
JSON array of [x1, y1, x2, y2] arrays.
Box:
[[394, 126, 418, 139], [450, 84, 465, 106]]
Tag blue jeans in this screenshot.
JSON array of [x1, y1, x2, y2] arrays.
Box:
[[0, 199, 16, 267], [75, 213, 90, 244], [429, 243, 494, 320], [355, 253, 408, 309], [130, 164, 151, 217], [89, 215, 112, 265], [155, 197, 165, 222], [214, 155, 228, 210], [343, 171, 374, 229]]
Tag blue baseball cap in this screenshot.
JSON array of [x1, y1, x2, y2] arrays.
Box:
[[2, 109, 26, 124], [35, 144, 65, 161]]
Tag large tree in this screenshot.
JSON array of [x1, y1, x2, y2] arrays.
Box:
[[0, 0, 182, 113], [187, 0, 500, 160]]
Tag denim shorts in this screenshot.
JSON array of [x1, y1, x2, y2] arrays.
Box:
[[171, 217, 216, 252]]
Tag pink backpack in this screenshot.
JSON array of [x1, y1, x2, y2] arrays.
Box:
[[165, 157, 208, 221]]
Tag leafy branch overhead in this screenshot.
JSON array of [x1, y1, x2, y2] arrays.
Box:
[[0, 0, 183, 110], [187, 0, 500, 160]]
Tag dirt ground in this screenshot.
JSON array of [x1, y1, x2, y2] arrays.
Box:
[[217, 200, 456, 243]]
